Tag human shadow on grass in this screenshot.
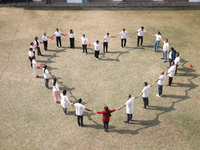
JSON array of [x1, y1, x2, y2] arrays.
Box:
[[148, 102, 176, 112], [59, 81, 77, 102], [37, 60, 56, 64], [124, 61, 198, 134], [99, 49, 130, 62], [84, 124, 116, 131]]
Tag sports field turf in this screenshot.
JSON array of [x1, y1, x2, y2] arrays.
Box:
[[0, 7, 200, 150]]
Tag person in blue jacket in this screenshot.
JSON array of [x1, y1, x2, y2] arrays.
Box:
[[169, 47, 176, 67]]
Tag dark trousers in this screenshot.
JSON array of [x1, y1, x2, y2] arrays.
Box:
[[45, 78, 49, 88], [56, 36, 62, 47], [126, 114, 132, 123], [121, 38, 126, 48], [158, 84, 163, 96], [143, 97, 149, 108], [103, 121, 109, 130], [77, 115, 83, 127], [46, 0, 51, 3], [37, 47, 42, 56], [63, 108, 67, 114], [82, 44, 87, 53], [137, 36, 143, 46], [29, 57, 32, 68], [43, 41, 48, 50], [70, 38, 75, 48], [95, 50, 100, 58], [168, 77, 173, 86], [103, 42, 108, 53], [33, 51, 35, 57], [175, 65, 178, 74], [169, 59, 173, 67]]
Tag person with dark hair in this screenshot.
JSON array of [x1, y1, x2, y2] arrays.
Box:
[[52, 78, 61, 103], [132, 26, 150, 47], [167, 61, 176, 86], [60, 90, 72, 114], [93, 40, 102, 60], [174, 53, 180, 75], [153, 71, 167, 97], [168, 47, 176, 67], [138, 82, 153, 108], [34, 37, 43, 56], [93, 106, 116, 132], [71, 98, 92, 127], [28, 48, 34, 68], [42, 65, 51, 89], [78, 34, 88, 54], [118, 94, 138, 123], [103, 33, 115, 53], [151, 31, 162, 52], [32, 56, 39, 78], [118, 29, 129, 48], [68, 29, 76, 49], [42, 32, 49, 51], [30, 42, 36, 56], [51, 28, 64, 48], [161, 39, 169, 63]]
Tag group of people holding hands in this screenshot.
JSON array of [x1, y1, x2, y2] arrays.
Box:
[[29, 27, 176, 61], [27, 26, 181, 132]]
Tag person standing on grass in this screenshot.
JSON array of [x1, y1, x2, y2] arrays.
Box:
[[30, 42, 36, 56], [151, 31, 162, 52], [118, 94, 138, 123], [51, 28, 64, 48], [68, 29, 76, 49], [34, 37, 43, 56], [42, 65, 51, 89], [103, 33, 115, 53], [174, 53, 180, 75], [153, 71, 167, 97], [60, 90, 72, 114], [42, 32, 49, 51], [167, 61, 176, 86], [93, 40, 102, 60], [93, 106, 116, 132], [132, 26, 150, 47], [138, 82, 153, 109], [161, 39, 169, 63], [32, 56, 39, 78], [52, 78, 61, 103], [46, 0, 51, 4], [78, 34, 88, 54], [168, 47, 176, 67], [71, 98, 92, 127], [118, 29, 129, 48], [28, 48, 34, 68]]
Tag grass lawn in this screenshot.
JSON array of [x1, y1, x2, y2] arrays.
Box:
[[0, 7, 200, 150]]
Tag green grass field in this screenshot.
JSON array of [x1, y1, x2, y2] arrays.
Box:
[[0, 7, 200, 150]]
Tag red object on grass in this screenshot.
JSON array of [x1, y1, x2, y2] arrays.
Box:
[[88, 43, 91, 47], [63, 33, 68, 36], [189, 64, 193, 67], [39, 64, 43, 68]]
